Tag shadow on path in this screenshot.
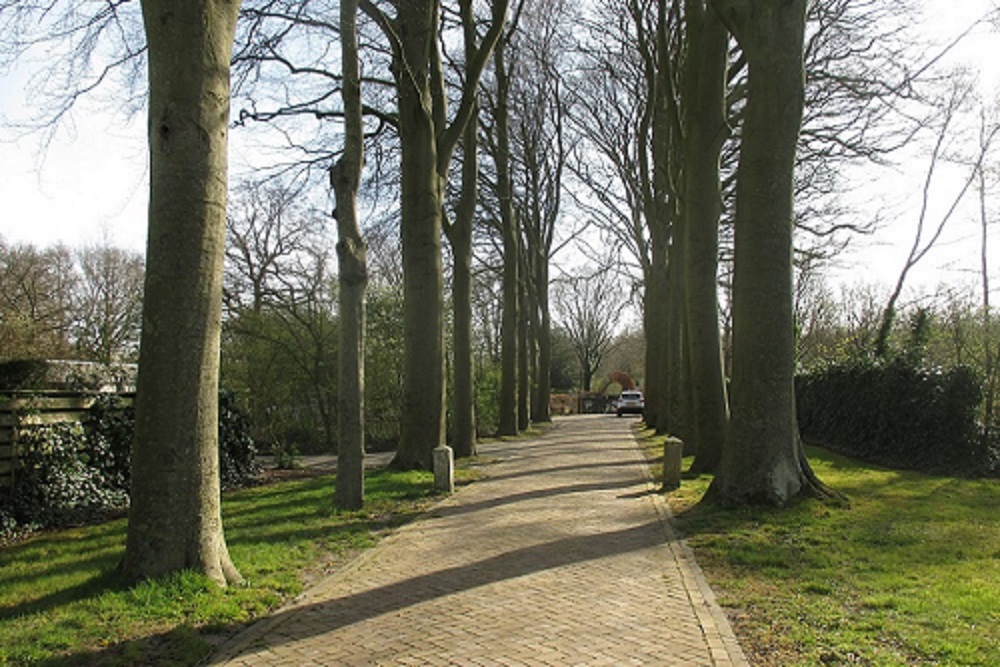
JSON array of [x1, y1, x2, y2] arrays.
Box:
[[218, 519, 667, 661]]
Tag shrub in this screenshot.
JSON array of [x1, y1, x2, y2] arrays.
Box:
[[218, 389, 261, 488], [0, 390, 260, 539], [796, 357, 993, 475], [8, 421, 128, 528]]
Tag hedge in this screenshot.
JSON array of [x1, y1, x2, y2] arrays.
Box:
[[796, 357, 995, 475], [1, 391, 259, 542]]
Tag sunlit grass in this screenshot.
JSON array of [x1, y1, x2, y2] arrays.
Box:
[[637, 427, 1000, 666], [0, 467, 443, 666]]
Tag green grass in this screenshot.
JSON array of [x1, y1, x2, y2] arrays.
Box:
[[637, 427, 1000, 666], [0, 466, 450, 666]]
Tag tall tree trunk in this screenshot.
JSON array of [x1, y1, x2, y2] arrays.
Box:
[[496, 44, 520, 436], [123, 0, 242, 586], [363, 0, 506, 458], [392, 0, 447, 470], [450, 221, 476, 456], [532, 259, 552, 423], [642, 254, 668, 430], [333, 0, 367, 509], [665, 226, 691, 442], [709, 0, 830, 506], [683, 0, 730, 473], [640, 2, 680, 433], [447, 97, 479, 458], [518, 266, 532, 430]]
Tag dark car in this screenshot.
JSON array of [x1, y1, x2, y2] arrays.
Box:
[[616, 391, 644, 417]]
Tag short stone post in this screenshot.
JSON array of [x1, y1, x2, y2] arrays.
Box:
[[663, 437, 684, 491], [433, 445, 455, 493]]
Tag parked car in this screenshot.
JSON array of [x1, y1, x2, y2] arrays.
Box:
[[616, 391, 644, 417]]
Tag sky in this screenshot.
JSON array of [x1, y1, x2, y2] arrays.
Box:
[[0, 0, 998, 300]]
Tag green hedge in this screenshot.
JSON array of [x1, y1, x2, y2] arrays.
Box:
[[796, 358, 995, 475], [1, 391, 259, 541]]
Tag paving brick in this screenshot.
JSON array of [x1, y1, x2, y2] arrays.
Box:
[[209, 415, 749, 666]]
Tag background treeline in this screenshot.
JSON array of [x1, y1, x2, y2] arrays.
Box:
[[0, 227, 595, 457], [4, 229, 996, 478]]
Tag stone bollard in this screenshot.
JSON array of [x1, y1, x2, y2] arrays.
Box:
[[663, 437, 684, 491], [433, 445, 455, 493]]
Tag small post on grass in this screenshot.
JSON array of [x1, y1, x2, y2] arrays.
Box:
[[663, 437, 684, 491], [433, 445, 455, 493]]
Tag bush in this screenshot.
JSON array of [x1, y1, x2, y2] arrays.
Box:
[[218, 389, 261, 488], [796, 357, 993, 475], [0, 390, 260, 539], [7, 421, 128, 528]]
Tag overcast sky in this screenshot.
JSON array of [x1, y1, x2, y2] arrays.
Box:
[[0, 0, 997, 298]]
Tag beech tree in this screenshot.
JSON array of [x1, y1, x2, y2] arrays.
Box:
[[332, 0, 367, 509], [554, 271, 626, 393], [358, 0, 507, 468], [0, 241, 77, 360], [509, 0, 573, 425], [680, 0, 729, 472], [490, 28, 521, 437], [122, 0, 243, 584], [707, 0, 831, 506], [568, 0, 683, 434], [74, 243, 144, 363]]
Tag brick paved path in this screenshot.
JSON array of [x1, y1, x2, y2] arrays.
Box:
[[209, 414, 748, 666]]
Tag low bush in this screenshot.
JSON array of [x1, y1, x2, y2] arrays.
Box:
[[796, 357, 995, 475], [1, 391, 259, 539]]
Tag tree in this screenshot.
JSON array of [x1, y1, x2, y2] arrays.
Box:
[[873, 80, 997, 358], [122, 0, 243, 585], [0, 240, 77, 360], [332, 0, 368, 509], [567, 0, 683, 434], [443, 0, 490, 459], [974, 106, 997, 448], [491, 25, 521, 437], [708, 0, 831, 506], [680, 0, 729, 472], [222, 181, 339, 455], [553, 271, 626, 392], [360, 0, 508, 468], [73, 243, 144, 363], [509, 0, 573, 425], [223, 179, 324, 317]]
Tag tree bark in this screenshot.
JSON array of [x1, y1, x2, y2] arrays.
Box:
[[682, 0, 730, 473], [496, 43, 520, 437], [666, 223, 691, 442], [531, 258, 552, 422], [640, 0, 678, 435], [333, 0, 367, 509], [518, 263, 532, 431], [374, 0, 506, 465], [444, 0, 486, 459], [391, 0, 447, 469], [123, 0, 242, 586], [447, 101, 478, 457], [708, 0, 830, 506]]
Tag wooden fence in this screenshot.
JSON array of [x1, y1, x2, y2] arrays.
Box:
[[0, 392, 100, 495]]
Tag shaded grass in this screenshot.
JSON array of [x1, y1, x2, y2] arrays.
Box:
[[637, 427, 999, 666], [0, 465, 466, 666]]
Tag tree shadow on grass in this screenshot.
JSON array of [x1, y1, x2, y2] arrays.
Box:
[[0, 567, 123, 622]]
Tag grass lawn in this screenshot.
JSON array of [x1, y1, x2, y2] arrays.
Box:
[[637, 427, 1000, 666], [0, 464, 469, 666]]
